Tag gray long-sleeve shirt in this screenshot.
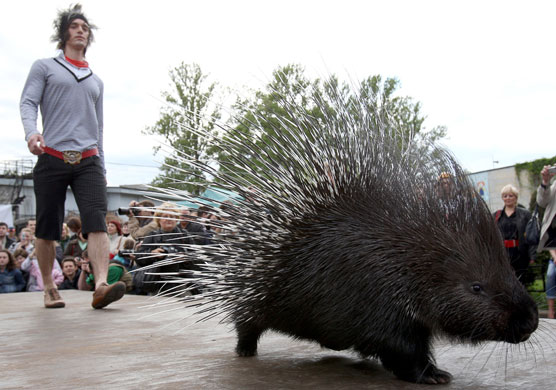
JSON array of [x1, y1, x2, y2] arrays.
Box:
[[20, 52, 105, 172]]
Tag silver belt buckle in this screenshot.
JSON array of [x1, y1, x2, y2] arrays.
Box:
[[63, 150, 82, 165]]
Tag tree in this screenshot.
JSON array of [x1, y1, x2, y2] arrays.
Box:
[[217, 65, 446, 184], [144, 62, 221, 194]]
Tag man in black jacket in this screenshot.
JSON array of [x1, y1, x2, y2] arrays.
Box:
[[0, 222, 15, 250]]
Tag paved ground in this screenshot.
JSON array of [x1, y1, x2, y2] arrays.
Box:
[[1, 290, 554, 390]]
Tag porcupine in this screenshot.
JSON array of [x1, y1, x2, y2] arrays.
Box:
[[158, 78, 539, 385]]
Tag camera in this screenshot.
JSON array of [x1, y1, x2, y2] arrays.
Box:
[[161, 246, 182, 254], [119, 249, 135, 258], [548, 165, 556, 175], [117, 207, 137, 216]]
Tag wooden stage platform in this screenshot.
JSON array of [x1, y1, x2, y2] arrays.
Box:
[[1, 290, 553, 389]]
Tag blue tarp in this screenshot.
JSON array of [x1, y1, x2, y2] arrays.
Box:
[[176, 187, 243, 209]]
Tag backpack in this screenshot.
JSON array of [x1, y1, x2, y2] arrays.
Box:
[[109, 262, 133, 292]]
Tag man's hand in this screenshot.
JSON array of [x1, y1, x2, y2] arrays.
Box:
[[541, 165, 555, 186], [27, 133, 45, 155]]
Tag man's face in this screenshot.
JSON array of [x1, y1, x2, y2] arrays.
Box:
[[139, 209, 153, 217], [27, 220, 36, 234], [0, 225, 6, 237], [63, 261, 77, 277], [66, 18, 90, 51]]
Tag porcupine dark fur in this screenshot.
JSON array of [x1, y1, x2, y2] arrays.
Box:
[[158, 78, 539, 385]]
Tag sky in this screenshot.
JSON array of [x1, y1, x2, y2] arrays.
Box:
[[1, 0, 555, 187]]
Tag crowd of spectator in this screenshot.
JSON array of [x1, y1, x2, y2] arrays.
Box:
[[1, 165, 555, 317], [0, 199, 224, 297]]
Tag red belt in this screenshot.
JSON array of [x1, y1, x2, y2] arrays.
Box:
[[43, 146, 98, 165], [504, 239, 519, 248]]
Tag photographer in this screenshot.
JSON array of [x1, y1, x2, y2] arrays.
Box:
[[134, 202, 196, 295], [538, 165, 556, 318], [538, 165, 556, 251], [121, 200, 158, 240]]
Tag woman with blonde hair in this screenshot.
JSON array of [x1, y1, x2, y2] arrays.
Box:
[[493, 184, 536, 284], [134, 203, 197, 295]]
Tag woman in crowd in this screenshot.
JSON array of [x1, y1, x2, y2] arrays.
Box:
[[21, 248, 63, 292], [66, 217, 81, 240], [122, 221, 131, 237], [58, 223, 71, 253], [8, 228, 34, 253], [12, 248, 29, 285], [63, 230, 87, 258], [107, 220, 126, 257], [135, 202, 195, 295], [538, 165, 556, 318], [493, 184, 536, 284], [0, 249, 26, 293]]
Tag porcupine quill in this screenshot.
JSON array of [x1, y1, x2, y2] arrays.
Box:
[[140, 76, 539, 385]]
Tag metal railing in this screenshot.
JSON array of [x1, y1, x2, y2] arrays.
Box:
[[0, 159, 34, 177]]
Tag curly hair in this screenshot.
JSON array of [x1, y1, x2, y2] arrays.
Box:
[[51, 3, 97, 54]]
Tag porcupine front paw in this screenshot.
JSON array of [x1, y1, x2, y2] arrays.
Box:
[[392, 363, 452, 385]]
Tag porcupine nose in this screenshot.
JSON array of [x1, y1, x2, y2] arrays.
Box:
[[507, 298, 538, 344]]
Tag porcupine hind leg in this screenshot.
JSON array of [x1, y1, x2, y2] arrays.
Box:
[[235, 321, 265, 357]]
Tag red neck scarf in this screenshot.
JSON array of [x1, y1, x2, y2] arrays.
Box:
[[65, 56, 89, 68]]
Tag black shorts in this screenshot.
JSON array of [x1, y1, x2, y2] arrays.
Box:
[[33, 153, 107, 240]]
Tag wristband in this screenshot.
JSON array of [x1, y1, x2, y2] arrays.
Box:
[[541, 183, 547, 189]]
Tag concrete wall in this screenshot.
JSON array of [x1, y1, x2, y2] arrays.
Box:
[[0, 163, 542, 226], [0, 178, 181, 226], [468, 165, 537, 212]]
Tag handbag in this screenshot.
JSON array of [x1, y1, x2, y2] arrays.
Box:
[[524, 205, 541, 246]]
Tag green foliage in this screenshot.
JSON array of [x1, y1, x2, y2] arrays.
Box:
[[148, 63, 447, 193], [515, 156, 556, 187], [514, 155, 556, 210], [219, 64, 446, 184], [144, 62, 221, 195]]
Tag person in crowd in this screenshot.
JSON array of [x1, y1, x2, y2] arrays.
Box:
[[58, 223, 71, 253], [78, 250, 132, 292], [21, 248, 63, 292], [135, 202, 196, 295], [0, 249, 26, 293], [12, 248, 30, 284], [126, 200, 159, 240], [180, 208, 210, 245], [8, 226, 17, 241], [107, 220, 130, 258], [537, 165, 556, 318], [8, 228, 34, 254], [107, 220, 127, 256], [493, 184, 536, 284], [0, 222, 15, 250], [122, 221, 131, 237], [111, 238, 136, 269], [26, 219, 37, 244], [63, 230, 88, 258], [20, 4, 124, 309], [66, 217, 81, 241], [58, 257, 81, 290]]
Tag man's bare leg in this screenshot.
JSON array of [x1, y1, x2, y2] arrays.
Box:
[[87, 231, 109, 288], [88, 231, 125, 309], [36, 238, 65, 308]]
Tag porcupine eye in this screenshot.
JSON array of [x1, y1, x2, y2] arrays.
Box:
[[471, 283, 482, 294]]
